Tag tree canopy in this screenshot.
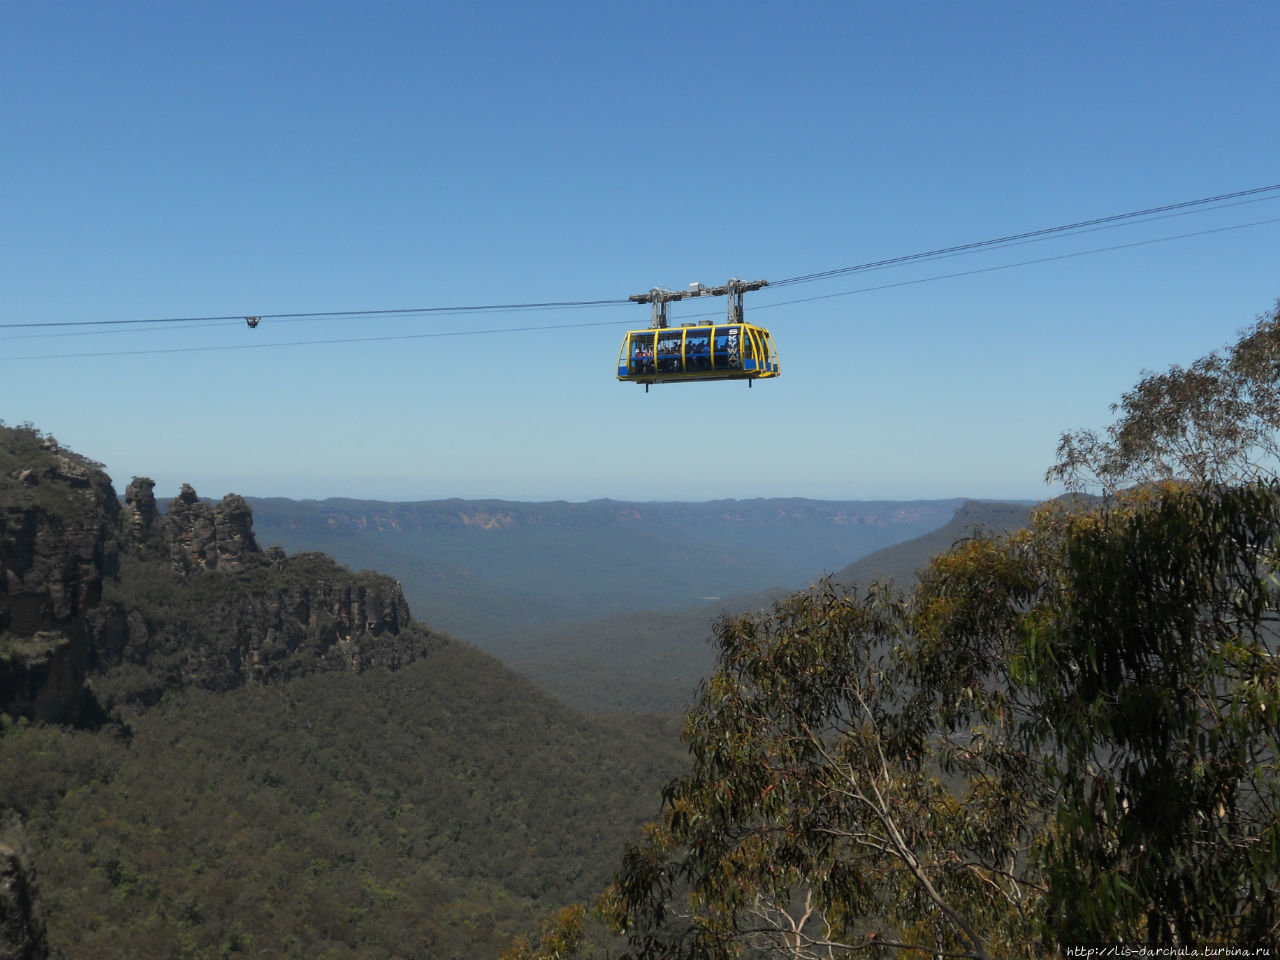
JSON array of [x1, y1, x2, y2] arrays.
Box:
[[591, 483, 1278, 957], [1049, 298, 1280, 493]]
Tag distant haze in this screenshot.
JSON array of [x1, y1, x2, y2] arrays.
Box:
[[243, 496, 972, 639]]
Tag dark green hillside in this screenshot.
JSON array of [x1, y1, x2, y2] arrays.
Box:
[[246, 497, 965, 644], [0, 424, 686, 960], [0, 648, 684, 960], [503, 607, 727, 714]]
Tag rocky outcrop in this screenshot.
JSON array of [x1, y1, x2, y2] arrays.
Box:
[[0, 827, 49, 960], [1, 429, 120, 724], [0, 633, 100, 726], [0, 439, 118, 638], [122, 477, 161, 548], [85, 550, 440, 702], [163, 484, 260, 574], [2, 425, 443, 721]]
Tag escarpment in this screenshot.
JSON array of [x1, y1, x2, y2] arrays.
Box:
[[0, 822, 49, 960], [0, 431, 119, 724], [0, 425, 445, 722]]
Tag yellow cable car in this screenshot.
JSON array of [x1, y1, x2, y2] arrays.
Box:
[[617, 278, 780, 389], [616, 322, 780, 387]]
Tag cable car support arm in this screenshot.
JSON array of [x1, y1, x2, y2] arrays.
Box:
[[628, 278, 768, 328]]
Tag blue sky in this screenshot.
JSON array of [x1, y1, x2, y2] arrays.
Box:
[[3, 1, 1277, 503]]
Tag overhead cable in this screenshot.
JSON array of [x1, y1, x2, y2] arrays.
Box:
[[755, 215, 1280, 310], [8, 214, 1278, 361], [3, 183, 1278, 356], [769, 183, 1280, 287], [0, 298, 630, 331], [4, 183, 1277, 334], [770, 183, 1280, 287], [5, 318, 630, 360]]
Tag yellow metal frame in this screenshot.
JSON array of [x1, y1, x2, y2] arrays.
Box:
[[617, 322, 780, 385]]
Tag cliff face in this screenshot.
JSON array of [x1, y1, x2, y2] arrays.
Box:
[[0, 431, 119, 724], [0, 824, 48, 960], [0, 425, 443, 722], [122, 476, 160, 546], [0, 434, 118, 637], [85, 544, 433, 703]]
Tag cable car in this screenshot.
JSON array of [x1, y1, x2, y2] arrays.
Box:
[[617, 278, 779, 390], [616, 321, 780, 387]]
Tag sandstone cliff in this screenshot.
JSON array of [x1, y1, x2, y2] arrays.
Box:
[[161, 483, 260, 573], [0, 823, 48, 960], [0, 430, 118, 724], [0, 424, 444, 722]]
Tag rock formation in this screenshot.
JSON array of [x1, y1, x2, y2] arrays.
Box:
[[1, 424, 443, 721], [163, 484, 260, 573], [1, 430, 119, 723], [0, 825, 49, 960], [0, 437, 118, 636], [122, 476, 160, 547]]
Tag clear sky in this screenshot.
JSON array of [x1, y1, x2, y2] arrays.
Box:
[[3, 0, 1277, 503]]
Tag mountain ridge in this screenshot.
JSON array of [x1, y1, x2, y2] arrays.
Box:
[[241, 494, 975, 647]]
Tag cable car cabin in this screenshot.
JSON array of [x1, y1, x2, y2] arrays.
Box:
[[617, 323, 780, 388]]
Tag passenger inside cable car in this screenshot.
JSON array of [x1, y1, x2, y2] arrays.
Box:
[[686, 330, 711, 370], [629, 335, 654, 374]]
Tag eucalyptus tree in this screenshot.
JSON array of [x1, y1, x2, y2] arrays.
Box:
[[600, 575, 1047, 959], [1049, 299, 1280, 493], [595, 487, 1279, 957]]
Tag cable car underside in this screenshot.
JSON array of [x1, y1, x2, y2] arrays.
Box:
[[617, 278, 780, 390]]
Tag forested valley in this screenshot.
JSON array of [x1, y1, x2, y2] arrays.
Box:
[[0, 423, 689, 959], [3, 299, 1279, 959], [240, 494, 970, 714]]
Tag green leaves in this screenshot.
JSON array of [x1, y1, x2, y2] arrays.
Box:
[[3, 649, 688, 960], [604, 581, 1036, 959], [1031, 483, 1280, 945], [1049, 299, 1280, 493], [602, 481, 1280, 957]]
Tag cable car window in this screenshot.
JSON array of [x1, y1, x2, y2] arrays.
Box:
[[656, 330, 683, 373], [630, 334, 654, 374], [686, 330, 711, 371]]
